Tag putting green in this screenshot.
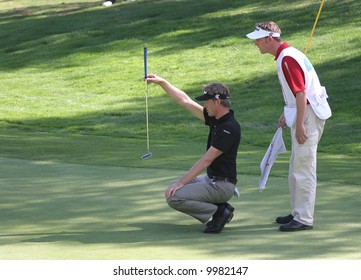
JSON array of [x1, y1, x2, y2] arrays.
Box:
[[0, 158, 360, 260]]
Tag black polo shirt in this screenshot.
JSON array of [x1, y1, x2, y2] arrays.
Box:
[[204, 109, 241, 180]]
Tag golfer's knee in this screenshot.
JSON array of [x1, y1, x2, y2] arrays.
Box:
[[166, 196, 184, 210]]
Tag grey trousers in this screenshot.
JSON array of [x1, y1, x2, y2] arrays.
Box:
[[166, 175, 236, 223]]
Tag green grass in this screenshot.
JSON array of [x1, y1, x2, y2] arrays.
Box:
[[1, 158, 360, 260], [0, 0, 361, 260], [1, 0, 360, 185]]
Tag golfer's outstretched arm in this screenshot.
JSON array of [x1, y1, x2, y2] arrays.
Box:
[[146, 74, 204, 121]]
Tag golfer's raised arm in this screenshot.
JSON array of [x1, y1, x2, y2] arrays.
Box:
[[146, 74, 204, 121]]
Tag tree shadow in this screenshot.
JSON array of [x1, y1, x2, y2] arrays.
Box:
[[0, 0, 361, 259], [2, 0, 359, 71], [0, 1, 98, 19], [1, 158, 360, 259]]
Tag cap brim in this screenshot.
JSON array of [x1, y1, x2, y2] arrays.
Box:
[[246, 28, 280, 40], [195, 94, 213, 101], [246, 30, 266, 40]]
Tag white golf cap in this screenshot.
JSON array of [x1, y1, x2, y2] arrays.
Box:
[[246, 27, 281, 39]]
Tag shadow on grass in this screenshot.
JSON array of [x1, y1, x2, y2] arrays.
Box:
[[0, 0, 360, 163], [0, 0, 360, 258], [0, 1, 98, 19], [1, 158, 360, 259], [1, 0, 360, 70], [0, 0, 360, 156], [4, 221, 361, 259]]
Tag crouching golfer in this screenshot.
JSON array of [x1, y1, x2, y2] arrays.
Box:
[[146, 74, 241, 234]]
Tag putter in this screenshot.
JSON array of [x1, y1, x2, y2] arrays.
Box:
[[141, 47, 152, 160]]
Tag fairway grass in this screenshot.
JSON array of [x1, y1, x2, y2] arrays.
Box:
[[1, 158, 360, 260], [1, 0, 360, 262]]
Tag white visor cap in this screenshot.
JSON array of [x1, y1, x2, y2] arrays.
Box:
[[246, 27, 280, 39]]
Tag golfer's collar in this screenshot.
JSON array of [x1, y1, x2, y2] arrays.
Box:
[[215, 110, 233, 122]]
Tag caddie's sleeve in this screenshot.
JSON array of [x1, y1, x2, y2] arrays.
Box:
[[282, 56, 306, 94]]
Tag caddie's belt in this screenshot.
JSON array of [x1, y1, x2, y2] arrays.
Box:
[[211, 176, 237, 185]]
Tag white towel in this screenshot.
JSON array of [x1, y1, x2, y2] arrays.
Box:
[[259, 127, 286, 191]]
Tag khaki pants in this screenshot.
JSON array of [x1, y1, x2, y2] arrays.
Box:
[[289, 105, 325, 226], [166, 175, 236, 223]]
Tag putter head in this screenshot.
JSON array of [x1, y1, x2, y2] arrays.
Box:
[[140, 152, 152, 160]]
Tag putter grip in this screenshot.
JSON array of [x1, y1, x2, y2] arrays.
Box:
[[144, 47, 148, 78]]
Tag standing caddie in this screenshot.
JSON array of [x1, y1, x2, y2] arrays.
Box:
[[246, 21, 331, 231]]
